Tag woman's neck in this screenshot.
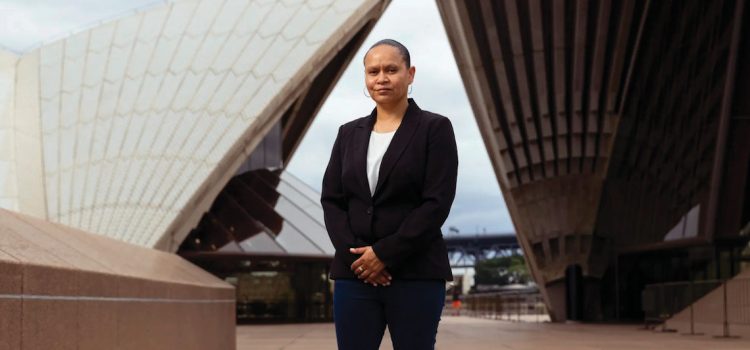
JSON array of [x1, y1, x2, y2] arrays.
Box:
[[375, 98, 409, 124]]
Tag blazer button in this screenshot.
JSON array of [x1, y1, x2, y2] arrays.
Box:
[[366, 207, 373, 215]]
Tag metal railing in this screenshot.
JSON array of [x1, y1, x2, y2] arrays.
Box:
[[643, 277, 750, 337], [642, 280, 722, 330], [459, 291, 548, 322]]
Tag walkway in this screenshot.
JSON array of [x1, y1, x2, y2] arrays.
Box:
[[237, 316, 750, 349]]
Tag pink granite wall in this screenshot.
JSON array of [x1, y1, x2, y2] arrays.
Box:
[[0, 209, 235, 350], [665, 270, 750, 338]]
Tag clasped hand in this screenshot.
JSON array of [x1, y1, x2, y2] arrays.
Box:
[[350, 246, 391, 286]]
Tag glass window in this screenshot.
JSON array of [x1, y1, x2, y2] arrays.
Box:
[[239, 232, 285, 254]]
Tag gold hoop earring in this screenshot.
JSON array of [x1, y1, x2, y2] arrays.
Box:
[[363, 87, 371, 98]]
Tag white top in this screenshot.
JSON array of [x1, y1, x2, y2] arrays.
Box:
[[366, 130, 397, 195]]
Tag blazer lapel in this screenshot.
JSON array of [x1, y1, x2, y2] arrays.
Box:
[[353, 109, 376, 199], [373, 99, 422, 199]]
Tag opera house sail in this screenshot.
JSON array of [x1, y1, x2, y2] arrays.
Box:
[[0, 0, 390, 347], [0, 0, 387, 250], [437, 0, 750, 322]]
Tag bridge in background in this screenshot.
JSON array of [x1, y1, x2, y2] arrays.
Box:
[[444, 233, 521, 268]]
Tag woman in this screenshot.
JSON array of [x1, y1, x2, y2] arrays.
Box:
[[321, 39, 458, 350]]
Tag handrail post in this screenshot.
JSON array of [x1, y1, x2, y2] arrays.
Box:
[[682, 280, 703, 336], [714, 280, 740, 339], [493, 296, 498, 320], [503, 295, 511, 321], [723, 281, 730, 336], [536, 295, 540, 323], [516, 291, 521, 322], [659, 284, 677, 332]]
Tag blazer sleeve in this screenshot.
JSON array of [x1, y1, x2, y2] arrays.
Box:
[[321, 125, 367, 267], [372, 116, 458, 268]]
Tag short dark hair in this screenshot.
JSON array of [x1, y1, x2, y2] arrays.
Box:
[[363, 39, 411, 68]]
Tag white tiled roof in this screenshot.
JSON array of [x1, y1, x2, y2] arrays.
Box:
[[0, 0, 382, 248]]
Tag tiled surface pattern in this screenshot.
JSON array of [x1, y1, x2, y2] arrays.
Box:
[[0, 50, 46, 219], [0, 208, 235, 350], [237, 316, 750, 350], [0, 0, 380, 248], [0, 51, 17, 211]]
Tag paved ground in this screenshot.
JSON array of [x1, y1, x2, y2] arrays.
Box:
[[237, 316, 750, 349]]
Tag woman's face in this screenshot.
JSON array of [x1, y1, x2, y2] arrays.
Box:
[[364, 45, 415, 107]]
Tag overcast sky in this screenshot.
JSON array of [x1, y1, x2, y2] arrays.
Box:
[[0, 0, 164, 53], [0, 0, 514, 236]]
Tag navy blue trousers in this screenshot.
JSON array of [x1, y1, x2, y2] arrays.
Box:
[[333, 279, 445, 350]]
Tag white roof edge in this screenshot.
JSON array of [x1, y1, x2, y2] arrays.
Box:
[[0, 46, 20, 57], [11, 0, 169, 55], [156, 0, 389, 251]]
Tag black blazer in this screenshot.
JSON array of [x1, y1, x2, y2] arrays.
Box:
[[321, 98, 457, 281]]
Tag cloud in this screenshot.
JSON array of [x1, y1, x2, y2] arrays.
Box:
[[0, 0, 163, 53]]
